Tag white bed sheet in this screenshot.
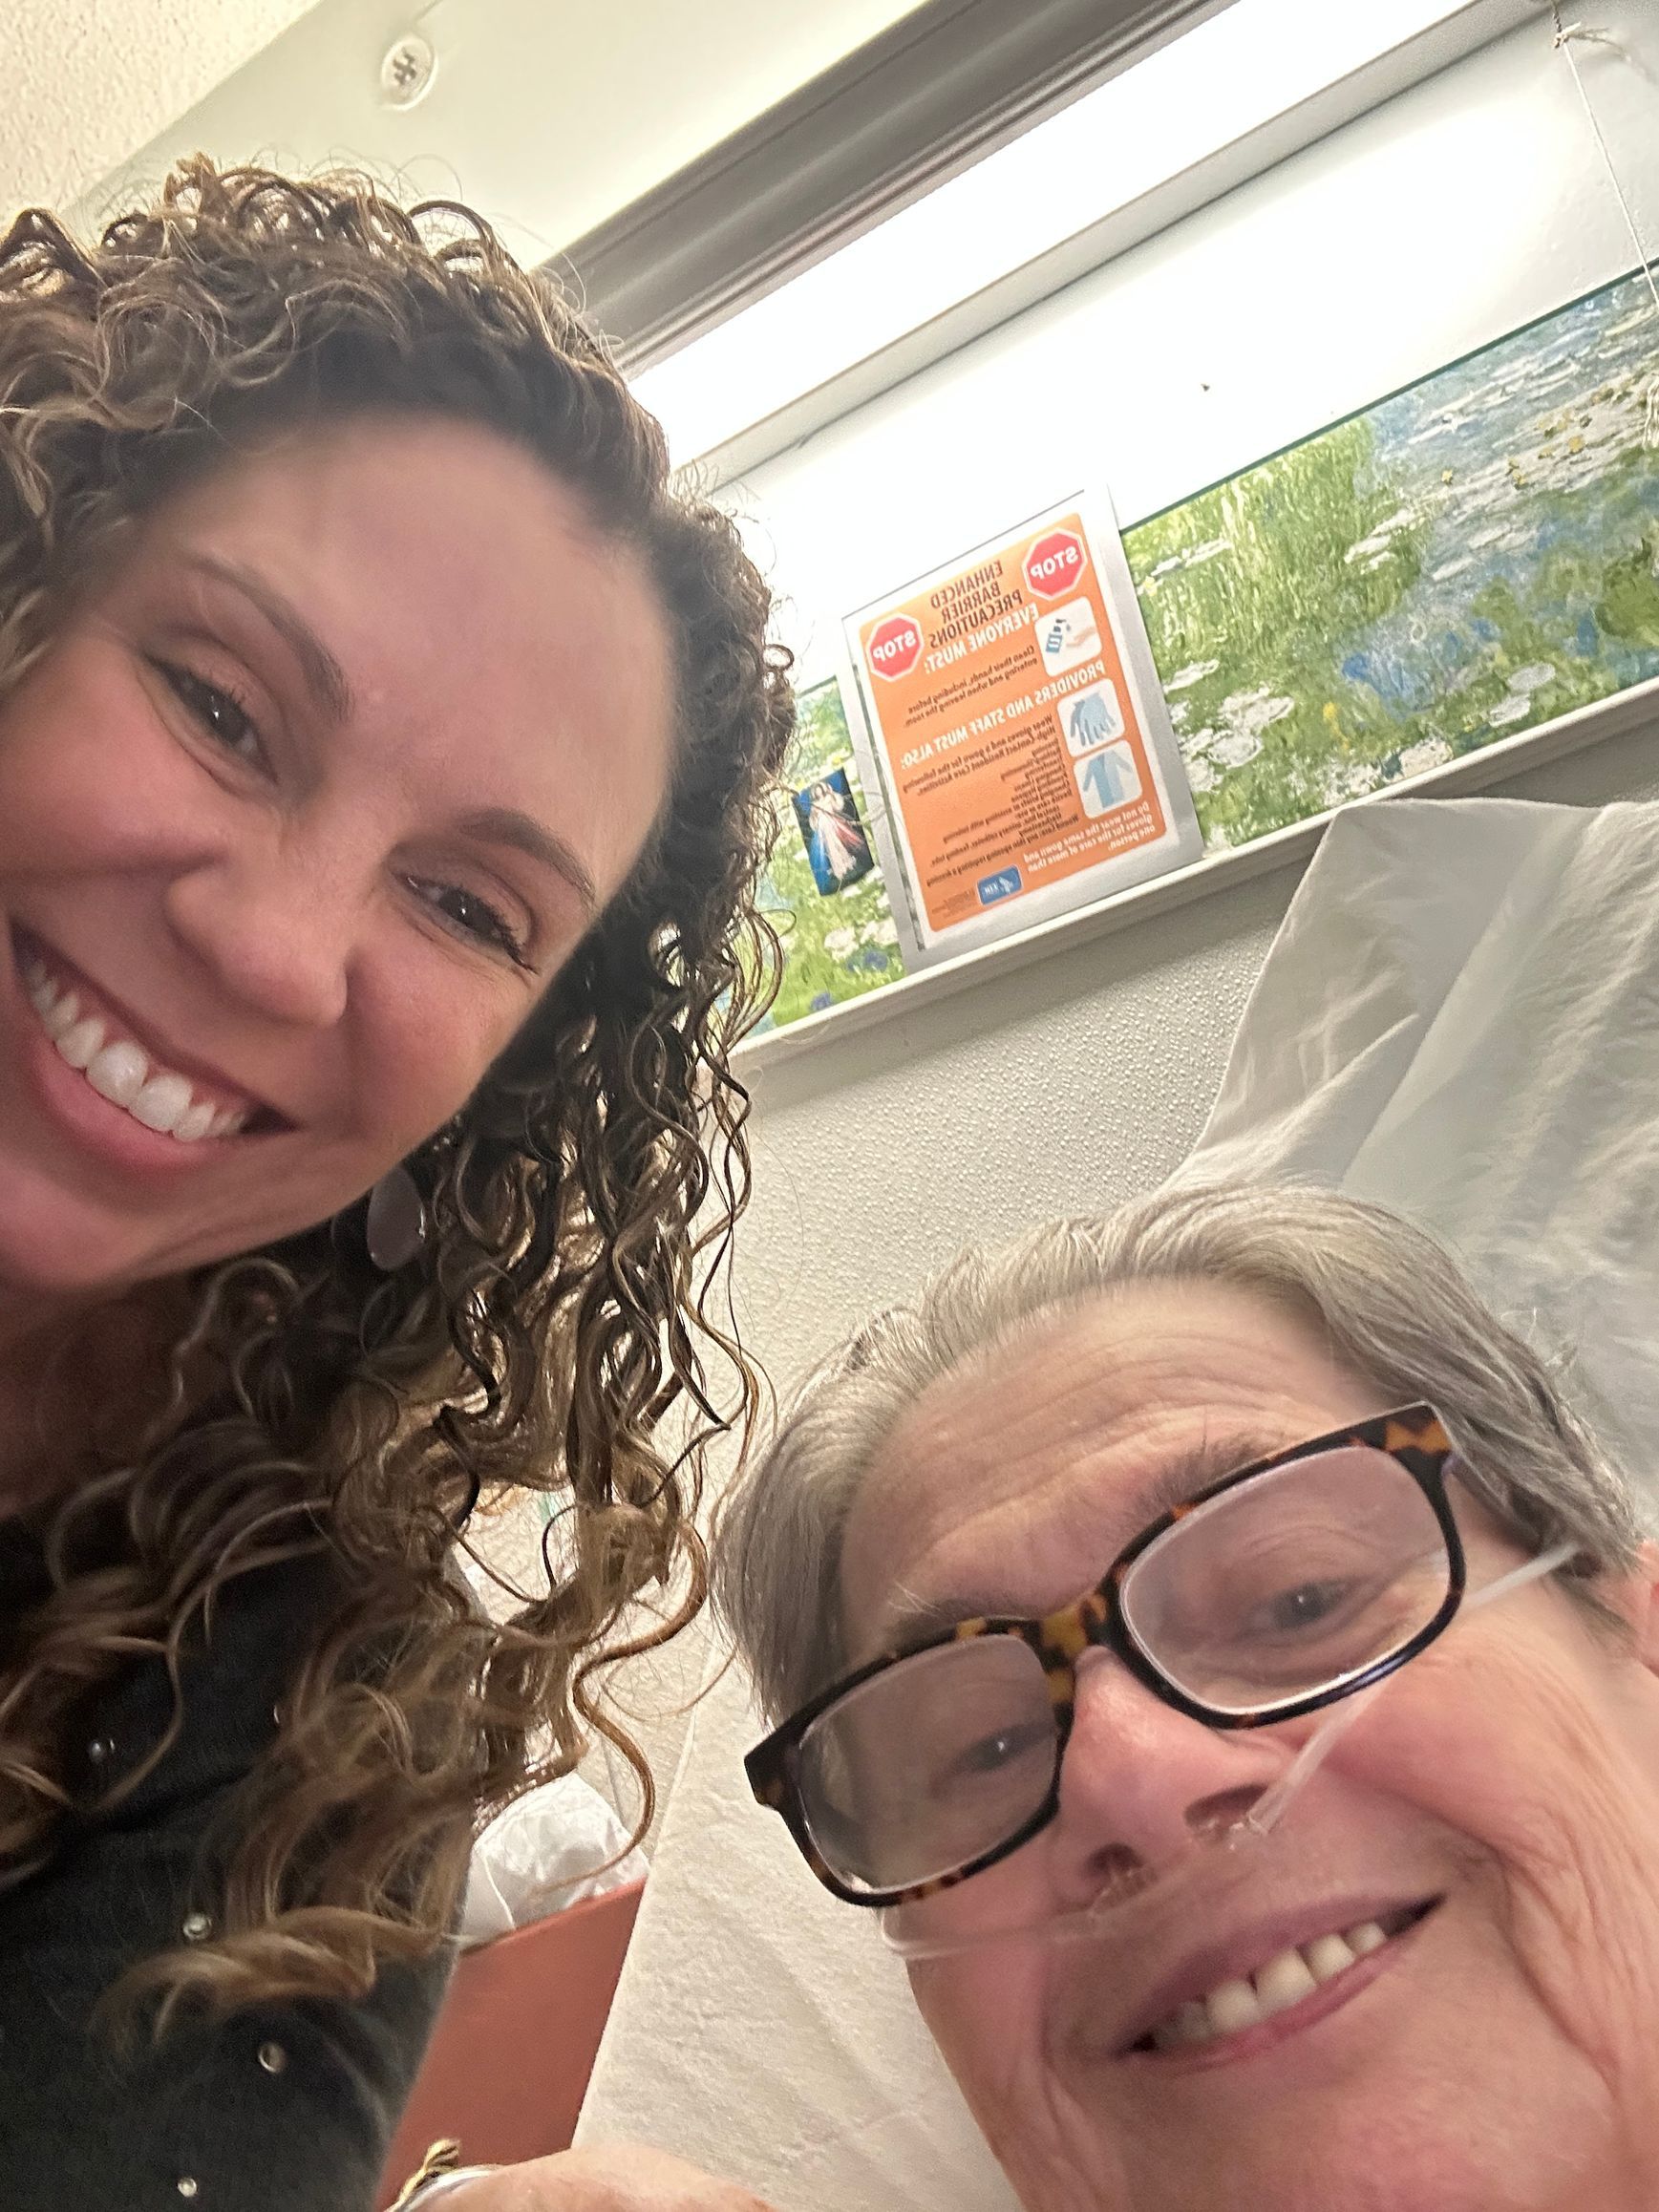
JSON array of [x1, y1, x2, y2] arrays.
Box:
[[1175, 796, 1659, 1492], [578, 796, 1659, 2207]]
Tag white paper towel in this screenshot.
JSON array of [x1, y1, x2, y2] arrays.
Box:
[[459, 1771, 649, 1947]]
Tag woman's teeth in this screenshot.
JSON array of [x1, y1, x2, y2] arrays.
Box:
[[23, 958, 247, 1142], [1148, 1918, 1393, 2052]]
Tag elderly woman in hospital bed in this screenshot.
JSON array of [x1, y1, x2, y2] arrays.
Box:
[[579, 796, 1659, 2212], [580, 793, 1659, 2208], [716, 1177, 1659, 2211]]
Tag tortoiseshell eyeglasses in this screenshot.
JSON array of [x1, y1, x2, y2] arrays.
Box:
[[745, 1406, 1475, 1909]]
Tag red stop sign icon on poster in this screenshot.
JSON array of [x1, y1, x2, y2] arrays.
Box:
[[867, 613, 924, 681], [1023, 529, 1089, 600]]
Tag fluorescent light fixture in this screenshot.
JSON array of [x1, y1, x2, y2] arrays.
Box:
[[635, 0, 1543, 473]]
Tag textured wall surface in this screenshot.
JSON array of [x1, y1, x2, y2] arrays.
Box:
[[738, 857, 1284, 1365], [1, 0, 316, 215]]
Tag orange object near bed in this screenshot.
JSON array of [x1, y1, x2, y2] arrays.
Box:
[[378, 1877, 646, 2203]]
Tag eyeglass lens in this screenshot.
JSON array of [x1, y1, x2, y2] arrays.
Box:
[[796, 1443, 1452, 1896]]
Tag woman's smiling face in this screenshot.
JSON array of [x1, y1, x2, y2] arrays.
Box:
[[839, 1281, 1659, 2212], [0, 412, 674, 1297]]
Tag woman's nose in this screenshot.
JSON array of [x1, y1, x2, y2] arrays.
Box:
[[1046, 1653, 1290, 1909], [162, 838, 360, 1030]]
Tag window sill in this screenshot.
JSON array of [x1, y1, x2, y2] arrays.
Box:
[[734, 671, 1659, 1072]]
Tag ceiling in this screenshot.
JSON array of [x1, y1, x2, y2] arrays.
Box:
[[5, 0, 931, 267]]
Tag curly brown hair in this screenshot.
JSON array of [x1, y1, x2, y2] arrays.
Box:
[[0, 159, 792, 2024]]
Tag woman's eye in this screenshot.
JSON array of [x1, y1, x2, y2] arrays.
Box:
[[1254, 1579, 1354, 1635], [406, 877, 532, 968], [940, 1719, 1051, 1786], [152, 658, 267, 768], [962, 1730, 1022, 1774]]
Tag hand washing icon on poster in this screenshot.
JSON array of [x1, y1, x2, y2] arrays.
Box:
[[845, 499, 1202, 957]]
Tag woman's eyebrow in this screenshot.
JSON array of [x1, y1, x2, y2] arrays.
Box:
[[876, 1427, 1289, 1642], [458, 805, 599, 918], [182, 552, 354, 723], [1129, 1428, 1290, 1525]]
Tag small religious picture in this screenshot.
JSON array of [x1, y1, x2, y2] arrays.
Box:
[[793, 767, 876, 896]]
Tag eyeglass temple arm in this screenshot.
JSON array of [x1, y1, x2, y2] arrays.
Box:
[[1237, 1542, 1579, 1843]]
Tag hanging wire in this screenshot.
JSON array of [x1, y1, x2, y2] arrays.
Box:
[[1551, 7, 1659, 449]]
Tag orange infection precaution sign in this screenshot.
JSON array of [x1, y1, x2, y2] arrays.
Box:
[[850, 507, 1176, 940]]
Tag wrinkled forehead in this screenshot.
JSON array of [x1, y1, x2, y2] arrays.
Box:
[[835, 1277, 1388, 1670]]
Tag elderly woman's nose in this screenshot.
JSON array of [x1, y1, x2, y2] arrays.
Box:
[[1049, 1653, 1284, 1891], [164, 839, 357, 1029]]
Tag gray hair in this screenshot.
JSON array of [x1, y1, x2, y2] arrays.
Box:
[[714, 1180, 1643, 1724]]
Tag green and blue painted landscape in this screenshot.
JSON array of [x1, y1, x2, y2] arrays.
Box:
[[1123, 267, 1659, 850]]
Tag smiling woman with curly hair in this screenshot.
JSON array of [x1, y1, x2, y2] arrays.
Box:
[[0, 157, 792, 2211]]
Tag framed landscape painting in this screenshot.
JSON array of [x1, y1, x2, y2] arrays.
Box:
[[1123, 266, 1659, 851]]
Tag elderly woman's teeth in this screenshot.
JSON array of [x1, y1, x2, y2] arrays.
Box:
[[25, 958, 245, 1142], [1149, 1922, 1390, 2051]]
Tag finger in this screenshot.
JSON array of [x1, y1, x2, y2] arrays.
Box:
[[444, 2144, 778, 2211]]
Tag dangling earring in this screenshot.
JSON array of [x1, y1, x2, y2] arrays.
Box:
[[365, 1161, 429, 1272]]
